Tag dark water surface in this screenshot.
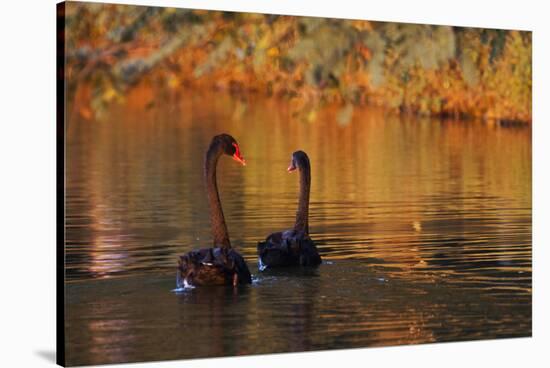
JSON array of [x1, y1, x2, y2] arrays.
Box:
[[65, 94, 531, 366]]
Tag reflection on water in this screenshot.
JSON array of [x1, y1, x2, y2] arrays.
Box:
[[65, 93, 531, 366], [66, 263, 531, 366]]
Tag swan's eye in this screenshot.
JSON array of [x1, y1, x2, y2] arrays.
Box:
[[231, 143, 246, 166]]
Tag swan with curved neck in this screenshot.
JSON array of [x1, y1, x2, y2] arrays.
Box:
[[257, 150, 322, 269], [177, 134, 251, 287]]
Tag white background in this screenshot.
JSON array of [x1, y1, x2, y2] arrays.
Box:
[[0, 0, 548, 367]]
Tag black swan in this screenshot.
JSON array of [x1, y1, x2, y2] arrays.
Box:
[[176, 134, 252, 287], [257, 150, 322, 269]]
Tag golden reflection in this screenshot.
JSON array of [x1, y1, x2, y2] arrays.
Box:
[[66, 89, 531, 290]]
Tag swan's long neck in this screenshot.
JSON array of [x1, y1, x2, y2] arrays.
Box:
[[294, 160, 311, 234], [205, 143, 231, 248]]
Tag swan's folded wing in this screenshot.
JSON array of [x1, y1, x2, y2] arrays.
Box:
[[226, 249, 252, 284]]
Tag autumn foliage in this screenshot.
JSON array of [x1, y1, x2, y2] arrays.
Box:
[[63, 2, 532, 123]]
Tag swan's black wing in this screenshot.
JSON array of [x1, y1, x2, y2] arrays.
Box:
[[177, 247, 252, 286], [257, 230, 321, 269], [296, 237, 322, 267], [225, 248, 252, 284], [257, 231, 298, 269]]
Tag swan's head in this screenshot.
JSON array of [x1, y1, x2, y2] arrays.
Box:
[[288, 150, 310, 173], [214, 134, 246, 166]]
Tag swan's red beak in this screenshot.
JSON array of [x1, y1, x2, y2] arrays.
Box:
[[287, 162, 297, 173], [232, 143, 246, 166]]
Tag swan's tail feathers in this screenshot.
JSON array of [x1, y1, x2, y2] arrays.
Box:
[[227, 249, 252, 284], [298, 239, 322, 267]]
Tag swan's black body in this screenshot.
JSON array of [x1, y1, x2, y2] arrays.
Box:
[[257, 151, 322, 269], [257, 229, 321, 268], [177, 246, 251, 287], [177, 134, 252, 287]]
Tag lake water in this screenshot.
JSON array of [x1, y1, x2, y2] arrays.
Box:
[[64, 93, 531, 366]]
